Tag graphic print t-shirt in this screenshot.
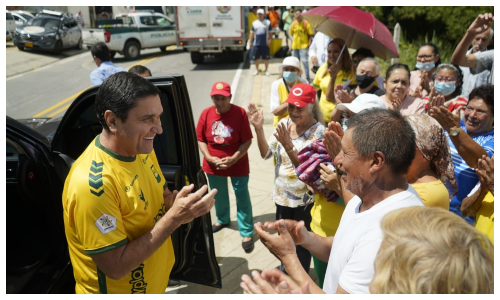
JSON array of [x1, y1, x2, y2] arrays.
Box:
[[196, 104, 253, 177]]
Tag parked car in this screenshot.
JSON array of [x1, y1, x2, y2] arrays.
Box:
[[7, 29, 13, 42], [13, 10, 82, 55], [6, 11, 16, 35], [6, 75, 222, 293], [11, 12, 31, 28], [10, 10, 35, 21]]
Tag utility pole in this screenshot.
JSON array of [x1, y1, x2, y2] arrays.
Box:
[[392, 23, 401, 65]]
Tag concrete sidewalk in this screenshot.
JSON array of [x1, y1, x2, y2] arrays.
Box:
[[166, 34, 318, 294]]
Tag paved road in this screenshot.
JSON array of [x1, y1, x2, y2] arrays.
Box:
[[6, 43, 251, 125]]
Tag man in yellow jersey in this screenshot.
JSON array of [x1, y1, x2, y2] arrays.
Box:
[[62, 72, 217, 294]]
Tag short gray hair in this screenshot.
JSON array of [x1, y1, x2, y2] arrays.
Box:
[[357, 57, 380, 76], [346, 108, 416, 176]]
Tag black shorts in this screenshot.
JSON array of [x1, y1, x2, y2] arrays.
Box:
[[252, 45, 270, 60]]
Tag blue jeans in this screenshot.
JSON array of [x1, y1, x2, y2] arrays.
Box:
[[293, 48, 310, 81], [206, 174, 254, 237]]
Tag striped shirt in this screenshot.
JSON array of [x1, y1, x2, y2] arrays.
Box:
[[447, 120, 494, 223]]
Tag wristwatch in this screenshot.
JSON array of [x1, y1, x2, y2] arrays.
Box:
[[286, 146, 297, 153], [450, 127, 461, 137]]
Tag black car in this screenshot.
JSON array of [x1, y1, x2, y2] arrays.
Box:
[[13, 10, 82, 55], [6, 75, 222, 293]]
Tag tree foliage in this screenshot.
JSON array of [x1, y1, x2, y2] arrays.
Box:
[[360, 7, 494, 47]]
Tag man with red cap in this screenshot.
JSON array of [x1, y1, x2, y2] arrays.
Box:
[[196, 82, 255, 252]]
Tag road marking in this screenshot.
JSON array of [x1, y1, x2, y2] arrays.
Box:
[[33, 55, 161, 118], [33, 88, 90, 118], [230, 61, 244, 104]]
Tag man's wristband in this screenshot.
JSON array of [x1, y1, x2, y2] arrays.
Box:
[[286, 146, 297, 153]]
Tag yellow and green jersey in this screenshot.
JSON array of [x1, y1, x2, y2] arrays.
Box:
[[63, 135, 175, 294]]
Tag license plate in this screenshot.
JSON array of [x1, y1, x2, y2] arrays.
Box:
[[25, 42, 33, 48]]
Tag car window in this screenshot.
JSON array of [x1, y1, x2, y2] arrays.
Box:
[[154, 16, 171, 27], [140, 16, 156, 26], [116, 16, 134, 25], [7, 12, 14, 20], [13, 15, 20, 21], [31, 18, 61, 30], [19, 13, 33, 21]]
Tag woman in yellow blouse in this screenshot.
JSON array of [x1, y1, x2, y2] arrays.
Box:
[[312, 38, 355, 124]]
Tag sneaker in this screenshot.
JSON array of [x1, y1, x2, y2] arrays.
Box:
[[252, 70, 259, 76], [264, 71, 270, 76]]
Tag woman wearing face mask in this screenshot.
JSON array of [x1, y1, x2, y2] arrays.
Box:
[[424, 63, 467, 116], [312, 38, 354, 123], [409, 43, 441, 98], [270, 56, 309, 128], [380, 63, 427, 115]]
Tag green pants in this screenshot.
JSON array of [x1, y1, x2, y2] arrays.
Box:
[[206, 174, 254, 237], [312, 254, 328, 289]]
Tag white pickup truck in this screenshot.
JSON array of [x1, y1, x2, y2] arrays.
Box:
[[82, 11, 176, 60], [176, 6, 247, 64]]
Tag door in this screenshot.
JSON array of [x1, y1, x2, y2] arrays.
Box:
[[176, 6, 211, 39], [6, 12, 16, 33], [6, 117, 75, 293], [60, 19, 72, 47], [138, 15, 160, 47], [154, 15, 176, 46], [50, 76, 222, 288], [208, 6, 244, 39]]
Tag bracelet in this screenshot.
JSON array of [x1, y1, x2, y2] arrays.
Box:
[[286, 146, 296, 153]]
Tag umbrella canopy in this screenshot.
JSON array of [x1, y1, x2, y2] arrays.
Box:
[[303, 6, 399, 59]]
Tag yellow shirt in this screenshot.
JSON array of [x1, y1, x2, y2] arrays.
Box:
[[248, 12, 257, 39], [313, 62, 355, 123], [475, 192, 494, 245], [63, 136, 175, 294], [270, 77, 308, 127], [310, 194, 345, 237], [289, 20, 313, 49], [411, 180, 449, 210]]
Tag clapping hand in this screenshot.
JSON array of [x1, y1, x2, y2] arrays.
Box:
[[429, 106, 460, 132], [248, 103, 264, 130], [427, 86, 446, 111], [318, 163, 341, 195], [477, 155, 494, 195], [240, 268, 311, 294], [323, 121, 343, 159], [274, 122, 293, 149], [334, 84, 354, 104]]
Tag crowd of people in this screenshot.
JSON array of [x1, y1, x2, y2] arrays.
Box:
[[66, 7, 493, 294], [238, 11, 494, 294]]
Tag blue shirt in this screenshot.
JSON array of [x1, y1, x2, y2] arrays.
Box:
[[90, 61, 127, 86], [447, 120, 494, 223], [251, 19, 272, 47]]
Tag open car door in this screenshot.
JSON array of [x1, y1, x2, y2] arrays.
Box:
[[49, 76, 221, 288]]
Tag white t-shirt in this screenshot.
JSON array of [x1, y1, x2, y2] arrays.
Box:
[[270, 77, 308, 111], [323, 186, 423, 294]]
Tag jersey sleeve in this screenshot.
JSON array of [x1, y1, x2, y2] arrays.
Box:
[[69, 171, 129, 255]]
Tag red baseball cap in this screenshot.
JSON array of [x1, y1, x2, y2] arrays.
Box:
[[285, 83, 316, 108], [210, 81, 231, 97]]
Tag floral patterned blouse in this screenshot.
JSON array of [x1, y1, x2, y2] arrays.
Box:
[[265, 118, 325, 208]]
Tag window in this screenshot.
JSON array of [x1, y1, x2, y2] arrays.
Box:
[[140, 16, 156, 26], [7, 12, 14, 20], [154, 16, 171, 27]]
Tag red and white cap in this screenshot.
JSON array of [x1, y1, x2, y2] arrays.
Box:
[[285, 83, 316, 108], [210, 81, 231, 97]]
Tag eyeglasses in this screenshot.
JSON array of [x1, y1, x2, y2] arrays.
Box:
[[417, 55, 434, 59], [434, 77, 456, 83]]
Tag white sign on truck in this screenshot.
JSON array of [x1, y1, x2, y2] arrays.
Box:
[[176, 6, 247, 64]]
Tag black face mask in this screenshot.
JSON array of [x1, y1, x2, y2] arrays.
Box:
[[356, 74, 376, 89]]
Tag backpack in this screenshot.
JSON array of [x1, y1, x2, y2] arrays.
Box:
[[274, 46, 289, 58]]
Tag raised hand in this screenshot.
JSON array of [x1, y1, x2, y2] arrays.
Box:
[[323, 122, 343, 159], [248, 103, 264, 130], [429, 106, 460, 132], [477, 155, 494, 195], [261, 219, 310, 246], [254, 220, 298, 262], [427, 86, 446, 111], [274, 122, 293, 149], [389, 97, 402, 111], [468, 13, 494, 35], [318, 163, 341, 194]]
